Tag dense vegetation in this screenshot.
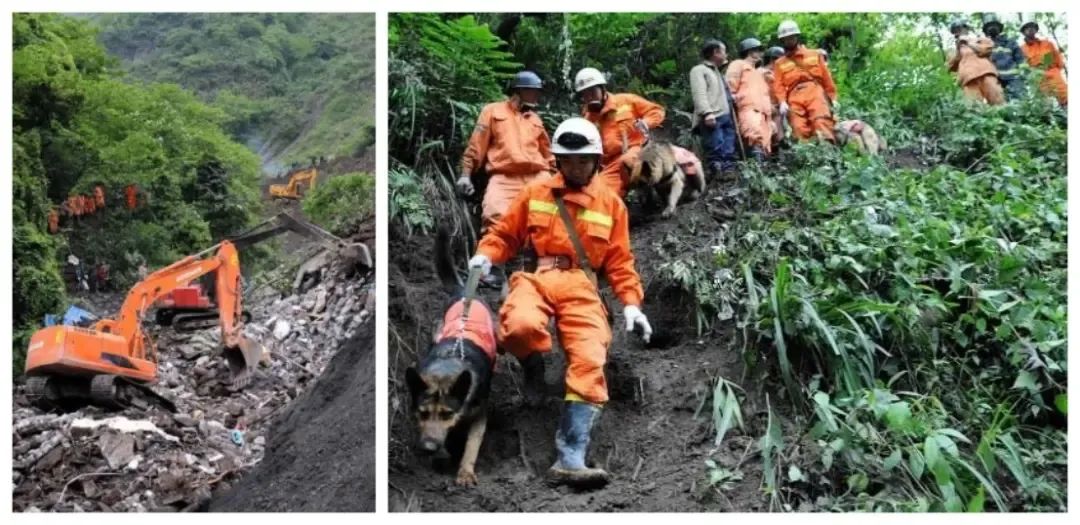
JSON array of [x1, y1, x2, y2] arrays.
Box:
[[13, 13, 267, 371], [302, 172, 376, 236], [92, 13, 377, 167], [389, 12, 1067, 511]]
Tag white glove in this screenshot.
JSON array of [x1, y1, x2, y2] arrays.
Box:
[[468, 254, 492, 277], [623, 305, 653, 344], [779, 102, 790, 116], [456, 175, 475, 197]]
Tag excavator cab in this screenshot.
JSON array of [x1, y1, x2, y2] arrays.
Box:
[[269, 167, 318, 202]]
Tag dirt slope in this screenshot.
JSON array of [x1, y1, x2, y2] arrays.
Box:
[[211, 322, 376, 512], [388, 177, 770, 512]]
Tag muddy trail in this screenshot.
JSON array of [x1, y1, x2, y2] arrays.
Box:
[[389, 176, 778, 512]]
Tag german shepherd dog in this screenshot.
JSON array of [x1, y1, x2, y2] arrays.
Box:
[[834, 119, 886, 156], [404, 229, 496, 486], [627, 141, 706, 218]]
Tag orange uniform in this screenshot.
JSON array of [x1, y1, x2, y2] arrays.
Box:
[[82, 195, 96, 214], [94, 185, 106, 208], [772, 45, 837, 141], [947, 36, 1004, 105], [461, 99, 555, 227], [125, 184, 138, 209], [726, 59, 775, 154], [477, 173, 643, 404], [47, 208, 60, 234], [583, 93, 665, 197], [1022, 38, 1068, 106], [66, 195, 83, 216]]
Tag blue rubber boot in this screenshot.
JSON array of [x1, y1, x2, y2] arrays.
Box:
[[547, 401, 610, 488]]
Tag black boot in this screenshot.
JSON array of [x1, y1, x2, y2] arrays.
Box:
[[750, 146, 766, 163], [519, 353, 546, 406]]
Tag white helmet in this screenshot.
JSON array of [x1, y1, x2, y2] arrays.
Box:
[[551, 117, 603, 156], [574, 67, 607, 93], [778, 20, 801, 39]]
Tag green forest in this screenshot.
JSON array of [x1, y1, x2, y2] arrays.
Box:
[[12, 13, 374, 373], [389, 13, 1067, 512]]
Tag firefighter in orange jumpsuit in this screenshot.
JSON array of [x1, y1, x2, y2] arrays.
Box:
[[469, 117, 653, 489], [772, 20, 838, 143], [67, 195, 83, 217], [727, 38, 775, 161], [1021, 21, 1068, 107], [947, 19, 1004, 105], [575, 67, 665, 197], [457, 71, 556, 231], [125, 184, 138, 209]]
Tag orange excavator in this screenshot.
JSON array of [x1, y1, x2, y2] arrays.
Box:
[[269, 167, 318, 202], [24, 240, 259, 410]]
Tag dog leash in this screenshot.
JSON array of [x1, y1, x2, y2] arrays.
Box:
[[452, 266, 483, 359]]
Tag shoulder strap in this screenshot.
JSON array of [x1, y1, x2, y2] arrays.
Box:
[[553, 193, 599, 288]]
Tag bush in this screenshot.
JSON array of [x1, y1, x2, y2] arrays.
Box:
[[301, 172, 375, 236]]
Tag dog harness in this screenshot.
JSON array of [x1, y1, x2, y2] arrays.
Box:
[[437, 298, 498, 363], [671, 145, 702, 180]]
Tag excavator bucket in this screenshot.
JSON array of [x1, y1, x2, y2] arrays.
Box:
[[222, 326, 263, 390]]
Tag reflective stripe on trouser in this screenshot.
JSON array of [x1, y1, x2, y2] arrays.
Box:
[[497, 269, 611, 404], [786, 83, 835, 141], [736, 107, 773, 154], [598, 146, 641, 198], [482, 171, 548, 228], [962, 74, 1005, 105]]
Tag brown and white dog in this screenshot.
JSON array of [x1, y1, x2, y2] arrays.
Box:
[[834, 120, 886, 156], [627, 141, 706, 218]]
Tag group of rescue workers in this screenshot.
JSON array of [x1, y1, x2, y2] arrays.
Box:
[[449, 17, 1068, 488], [947, 16, 1067, 107]]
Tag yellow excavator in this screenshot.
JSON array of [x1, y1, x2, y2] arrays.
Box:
[[269, 167, 318, 202]]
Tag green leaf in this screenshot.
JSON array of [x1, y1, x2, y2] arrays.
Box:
[[884, 401, 913, 432], [1054, 393, 1067, 414], [966, 487, 986, 512], [924, 436, 941, 470], [1012, 370, 1039, 392], [787, 465, 805, 482], [883, 448, 903, 471]]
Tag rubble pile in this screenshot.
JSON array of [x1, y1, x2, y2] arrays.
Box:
[[11, 247, 374, 512]]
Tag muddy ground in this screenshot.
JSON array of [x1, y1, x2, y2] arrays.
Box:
[[210, 322, 375, 512], [388, 176, 775, 512]]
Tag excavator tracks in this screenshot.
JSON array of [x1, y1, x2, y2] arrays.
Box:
[[25, 374, 176, 413]]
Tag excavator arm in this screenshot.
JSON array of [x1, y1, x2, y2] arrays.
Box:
[[90, 240, 257, 385]]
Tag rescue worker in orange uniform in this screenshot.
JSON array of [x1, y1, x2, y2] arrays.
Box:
[[93, 185, 106, 209], [761, 46, 787, 151], [772, 20, 838, 143], [947, 19, 1004, 105], [125, 184, 138, 209], [67, 195, 83, 217], [457, 71, 556, 286], [726, 38, 775, 161], [1021, 20, 1068, 107], [575, 67, 665, 197], [468, 117, 653, 488]]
